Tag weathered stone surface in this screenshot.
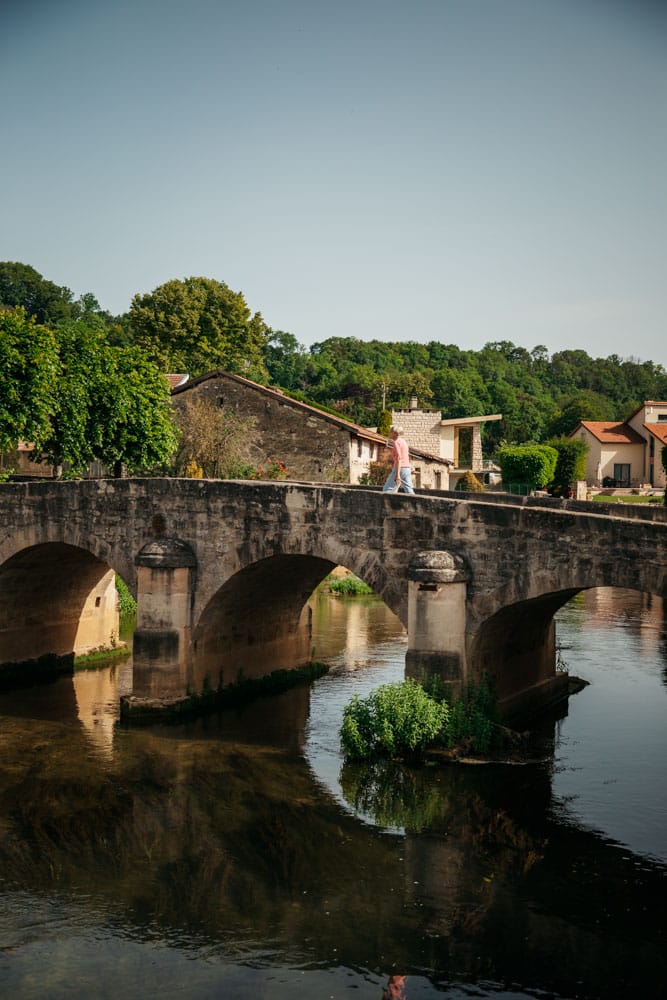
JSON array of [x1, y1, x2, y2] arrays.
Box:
[[408, 550, 470, 583], [0, 479, 665, 718]]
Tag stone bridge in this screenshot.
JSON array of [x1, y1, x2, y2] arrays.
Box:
[[0, 479, 666, 720]]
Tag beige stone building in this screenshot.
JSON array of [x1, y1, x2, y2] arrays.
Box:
[[391, 398, 502, 488], [172, 370, 453, 487]]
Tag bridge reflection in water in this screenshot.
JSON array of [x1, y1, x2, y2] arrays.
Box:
[[0, 587, 665, 999]]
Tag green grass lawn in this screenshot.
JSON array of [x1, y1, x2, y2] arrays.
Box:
[[592, 494, 664, 504]]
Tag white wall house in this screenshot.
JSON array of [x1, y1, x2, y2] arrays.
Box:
[[570, 401, 667, 489]]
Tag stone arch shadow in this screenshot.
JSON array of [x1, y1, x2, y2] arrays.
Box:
[[191, 550, 401, 693], [469, 562, 667, 718], [0, 541, 120, 669]]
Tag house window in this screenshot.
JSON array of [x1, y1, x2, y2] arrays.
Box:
[[356, 438, 363, 457], [413, 468, 421, 488], [434, 471, 442, 490], [613, 463, 631, 487], [658, 414, 667, 422]]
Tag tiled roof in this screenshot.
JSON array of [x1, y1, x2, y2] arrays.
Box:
[[644, 423, 667, 446], [577, 421, 646, 445], [166, 373, 189, 389], [171, 368, 453, 465]]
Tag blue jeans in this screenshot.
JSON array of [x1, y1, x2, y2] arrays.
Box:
[[382, 466, 414, 494]]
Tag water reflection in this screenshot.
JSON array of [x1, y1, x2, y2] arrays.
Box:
[[0, 587, 664, 1000]]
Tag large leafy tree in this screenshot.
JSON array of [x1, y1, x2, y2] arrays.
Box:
[[0, 307, 59, 453], [90, 346, 180, 475], [547, 391, 615, 438], [34, 321, 178, 477], [127, 277, 270, 380], [0, 262, 76, 325], [264, 330, 309, 390]]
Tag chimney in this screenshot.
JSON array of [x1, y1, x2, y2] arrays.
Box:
[[409, 395, 418, 410]]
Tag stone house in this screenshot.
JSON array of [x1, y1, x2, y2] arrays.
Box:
[[391, 398, 502, 489], [171, 370, 453, 487], [570, 401, 667, 489]]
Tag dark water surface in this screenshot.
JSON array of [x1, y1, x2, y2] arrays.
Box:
[[0, 588, 665, 999]]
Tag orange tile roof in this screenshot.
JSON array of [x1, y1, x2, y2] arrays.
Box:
[[644, 423, 667, 446], [578, 421, 645, 445], [166, 373, 189, 389]]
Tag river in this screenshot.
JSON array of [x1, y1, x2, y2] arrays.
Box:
[[0, 587, 665, 999]]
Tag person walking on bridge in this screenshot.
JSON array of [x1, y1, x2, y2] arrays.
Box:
[[382, 424, 414, 494]]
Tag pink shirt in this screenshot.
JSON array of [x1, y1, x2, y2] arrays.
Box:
[[392, 435, 410, 467]]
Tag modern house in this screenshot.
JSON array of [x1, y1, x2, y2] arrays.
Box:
[[569, 401, 667, 489], [391, 398, 502, 488], [171, 370, 453, 487]]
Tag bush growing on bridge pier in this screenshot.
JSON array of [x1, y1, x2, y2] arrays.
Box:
[[340, 676, 501, 761], [341, 680, 448, 760]]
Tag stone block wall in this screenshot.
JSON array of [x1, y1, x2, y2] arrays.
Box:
[[173, 374, 353, 483], [391, 408, 443, 457]]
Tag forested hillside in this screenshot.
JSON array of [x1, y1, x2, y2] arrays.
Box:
[[3, 261, 666, 455]]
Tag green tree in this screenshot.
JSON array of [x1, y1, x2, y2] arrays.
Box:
[[0, 262, 75, 325], [432, 368, 491, 418], [36, 322, 105, 475], [264, 330, 308, 390], [35, 322, 178, 477], [92, 347, 180, 474], [0, 308, 59, 454], [547, 436, 588, 495], [128, 276, 270, 380], [548, 391, 615, 437], [376, 409, 392, 435]]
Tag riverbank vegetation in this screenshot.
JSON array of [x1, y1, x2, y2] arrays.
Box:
[[327, 574, 374, 596]]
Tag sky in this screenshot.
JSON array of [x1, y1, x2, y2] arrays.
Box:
[[2, 0, 666, 366]]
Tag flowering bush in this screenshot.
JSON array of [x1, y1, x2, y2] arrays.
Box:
[[247, 458, 289, 480]]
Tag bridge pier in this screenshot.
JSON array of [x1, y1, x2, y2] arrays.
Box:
[[405, 551, 469, 700], [121, 538, 196, 717]]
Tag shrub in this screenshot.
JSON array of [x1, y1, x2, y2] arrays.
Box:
[[115, 575, 137, 618], [497, 444, 558, 491], [547, 435, 588, 495], [340, 680, 448, 760], [444, 675, 500, 753], [455, 470, 484, 492], [360, 459, 393, 486], [328, 575, 373, 596]]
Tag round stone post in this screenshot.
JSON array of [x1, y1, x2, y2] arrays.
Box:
[[121, 537, 196, 718], [406, 550, 469, 700]]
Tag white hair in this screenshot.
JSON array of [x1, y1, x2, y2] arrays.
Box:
[[390, 424, 404, 434]]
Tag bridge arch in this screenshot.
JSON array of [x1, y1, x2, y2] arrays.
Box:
[[0, 542, 119, 666], [190, 550, 401, 692], [468, 550, 667, 718]]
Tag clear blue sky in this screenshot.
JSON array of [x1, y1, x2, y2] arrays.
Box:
[[2, 0, 666, 366]]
